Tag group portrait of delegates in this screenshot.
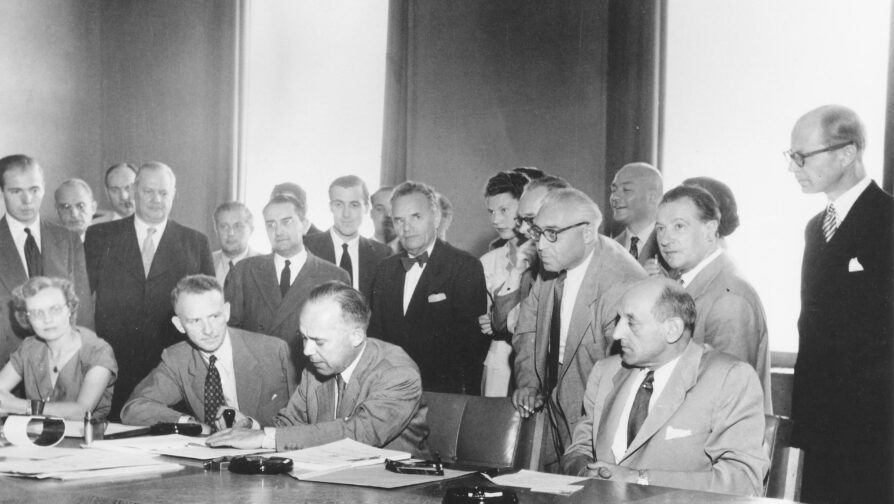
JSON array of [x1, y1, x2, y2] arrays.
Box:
[[0, 103, 889, 503]]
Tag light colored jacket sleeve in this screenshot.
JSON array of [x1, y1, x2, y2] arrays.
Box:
[[512, 275, 543, 392], [120, 348, 190, 425]]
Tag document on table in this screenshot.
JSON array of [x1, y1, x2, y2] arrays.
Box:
[[63, 420, 145, 438], [485, 469, 588, 495], [86, 433, 272, 460], [0, 450, 182, 480], [0, 446, 82, 460], [301, 463, 474, 488], [271, 438, 411, 479]]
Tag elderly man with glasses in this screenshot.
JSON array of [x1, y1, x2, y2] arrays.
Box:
[[786, 105, 893, 504], [511, 187, 645, 472]]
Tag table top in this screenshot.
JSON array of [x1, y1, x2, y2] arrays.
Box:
[[1, 457, 794, 504]]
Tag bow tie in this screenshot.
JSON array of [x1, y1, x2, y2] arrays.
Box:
[[401, 252, 429, 272]]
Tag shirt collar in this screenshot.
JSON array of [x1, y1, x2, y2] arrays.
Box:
[[275, 248, 308, 269], [330, 228, 360, 247], [7, 214, 40, 241], [339, 341, 367, 384], [828, 176, 871, 223], [408, 239, 436, 260], [626, 222, 655, 246], [680, 247, 723, 287], [221, 247, 252, 262], [134, 214, 168, 240], [566, 248, 595, 279]]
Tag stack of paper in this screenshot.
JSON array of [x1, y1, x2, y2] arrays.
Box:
[[270, 438, 411, 478], [485, 469, 588, 495], [0, 450, 182, 480], [62, 420, 145, 439], [87, 434, 272, 460]]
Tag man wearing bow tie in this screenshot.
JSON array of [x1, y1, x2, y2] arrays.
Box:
[[368, 181, 487, 394]]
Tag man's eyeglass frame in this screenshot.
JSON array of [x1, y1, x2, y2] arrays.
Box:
[[528, 221, 589, 243], [783, 141, 853, 168]]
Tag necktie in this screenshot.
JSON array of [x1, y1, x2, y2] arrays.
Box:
[[335, 374, 346, 419], [23, 228, 42, 278], [228, 260, 234, 271], [141, 227, 157, 277], [339, 243, 353, 284], [547, 270, 566, 391], [280, 259, 291, 298], [822, 203, 838, 242], [627, 370, 655, 447], [629, 236, 640, 258], [204, 355, 225, 427], [400, 251, 429, 272]]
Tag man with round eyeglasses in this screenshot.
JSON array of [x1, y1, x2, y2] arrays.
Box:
[[511, 187, 645, 472], [786, 105, 893, 504]]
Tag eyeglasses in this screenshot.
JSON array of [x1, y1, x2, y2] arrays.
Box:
[[514, 215, 535, 229], [528, 221, 588, 243], [55, 202, 91, 213], [26, 304, 68, 321], [783, 141, 853, 168]]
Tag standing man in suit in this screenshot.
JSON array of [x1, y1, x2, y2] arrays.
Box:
[[0, 155, 93, 365], [207, 281, 429, 456], [786, 105, 893, 504], [610, 162, 664, 267], [85, 161, 214, 419], [211, 202, 258, 286], [370, 186, 396, 246], [270, 182, 323, 236], [562, 278, 767, 496], [54, 178, 98, 242], [654, 185, 771, 411], [305, 176, 391, 299], [121, 275, 295, 429], [93, 163, 137, 223], [368, 181, 487, 394], [512, 188, 646, 472], [225, 194, 349, 370]]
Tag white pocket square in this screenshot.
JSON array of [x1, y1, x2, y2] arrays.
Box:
[[665, 426, 692, 440], [428, 293, 447, 303], [848, 257, 864, 272]]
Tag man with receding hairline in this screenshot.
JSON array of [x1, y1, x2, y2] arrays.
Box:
[[0, 155, 94, 365], [786, 105, 893, 503], [95, 163, 137, 222], [211, 201, 258, 286], [610, 162, 665, 267], [54, 178, 98, 242], [86, 161, 214, 419]]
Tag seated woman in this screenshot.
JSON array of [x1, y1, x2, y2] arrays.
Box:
[[0, 276, 117, 420]]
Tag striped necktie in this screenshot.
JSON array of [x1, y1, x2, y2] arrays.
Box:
[[822, 203, 838, 242]]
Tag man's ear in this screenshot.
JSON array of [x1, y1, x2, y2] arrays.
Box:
[[705, 219, 719, 241], [172, 316, 186, 334], [663, 317, 684, 344], [350, 328, 365, 348], [223, 302, 231, 323]]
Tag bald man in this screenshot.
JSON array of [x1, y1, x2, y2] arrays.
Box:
[[786, 105, 893, 504], [609, 163, 664, 267], [86, 162, 214, 419], [54, 178, 99, 242]]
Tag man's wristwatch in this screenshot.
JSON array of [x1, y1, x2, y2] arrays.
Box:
[[636, 469, 650, 485]]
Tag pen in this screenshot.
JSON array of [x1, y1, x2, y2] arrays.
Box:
[[347, 456, 380, 463]]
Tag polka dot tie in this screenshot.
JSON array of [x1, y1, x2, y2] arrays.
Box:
[[204, 355, 225, 428]]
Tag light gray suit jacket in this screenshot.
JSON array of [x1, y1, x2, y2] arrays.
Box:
[[272, 337, 430, 457], [513, 236, 646, 448], [0, 216, 94, 365], [563, 342, 768, 497], [686, 251, 772, 412], [120, 327, 295, 426]]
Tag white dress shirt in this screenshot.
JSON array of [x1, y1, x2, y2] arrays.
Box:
[[274, 249, 307, 288], [558, 250, 595, 364], [177, 330, 239, 423], [611, 353, 683, 462], [828, 176, 871, 224], [134, 215, 168, 251], [7, 215, 41, 274], [623, 222, 655, 257], [402, 240, 436, 315], [331, 229, 360, 291], [679, 247, 722, 288]]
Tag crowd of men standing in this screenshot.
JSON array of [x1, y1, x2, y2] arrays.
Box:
[[0, 104, 889, 502]]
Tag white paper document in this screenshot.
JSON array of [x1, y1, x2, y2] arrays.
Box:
[[86, 433, 271, 460], [0, 450, 181, 480], [302, 463, 473, 488], [486, 469, 587, 495], [63, 420, 145, 438], [0, 446, 81, 460], [271, 438, 411, 479]]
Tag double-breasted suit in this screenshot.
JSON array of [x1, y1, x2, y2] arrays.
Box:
[[0, 217, 94, 365], [368, 239, 487, 394], [563, 342, 768, 496], [120, 327, 295, 426], [793, 181, 893, 503], [85, 215, 214, 418], [304, 230, 392, 299]]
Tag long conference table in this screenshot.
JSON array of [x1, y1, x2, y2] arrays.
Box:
[[2, 450, 797, 504]]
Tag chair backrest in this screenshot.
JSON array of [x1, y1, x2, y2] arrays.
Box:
[[423, 391, 541, 470], [763, 414, 804, 501]]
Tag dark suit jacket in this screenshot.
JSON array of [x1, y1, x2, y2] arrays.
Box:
[[120, 327, 296, 426], [0, 217, 94, 365], [304, 230, 392, 299], [514, 236, 646, 456], [224, 251, 349, 369], [85, 216, 214, 419], [368, 239, 487, 394], [273, 337, 429, 456], [792, 181, 893, 502], [563, 342, 767, 497]]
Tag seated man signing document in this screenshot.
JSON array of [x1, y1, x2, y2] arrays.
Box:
[[207, 281, 429, 456], [121, 275, 295, 429], [562, 278, 767, 497]]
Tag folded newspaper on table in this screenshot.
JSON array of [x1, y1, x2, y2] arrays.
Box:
[[269, 438, 412, 479], [0, 450, 182, 480]]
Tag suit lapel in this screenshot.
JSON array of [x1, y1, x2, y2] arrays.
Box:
[[186, 346, 208, 421], [231, 330, 261, 414], [39, 222, 66, 278], [0, 217, 26, 294], [337, 341, 376, 418], [621, 343, 703, 461], [595, 366, 638, 464], [270, 254, 318, 331], [320, 232, 336, 263], [559, 251, 601, 379], [315, 375, 336, 422], [147, 222, 179, 280], [684, 251, 727, 301], [405, 240, 445, 317]]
